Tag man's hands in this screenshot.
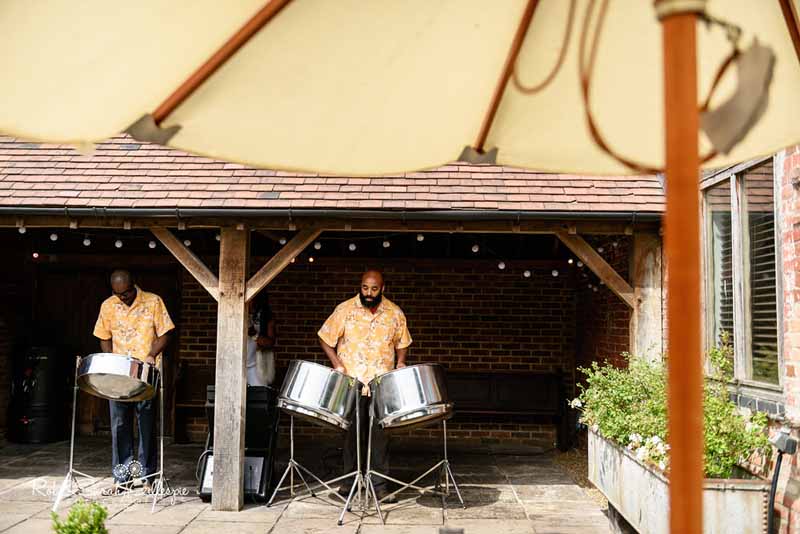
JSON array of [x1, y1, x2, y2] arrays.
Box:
[[396, 361, 406, 369], [145, 355, 157, 366], [335, 365, 347, 374]]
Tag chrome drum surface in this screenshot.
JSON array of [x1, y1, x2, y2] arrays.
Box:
[[276, 360, 363, 431], [370, 363, 453, 430], [77, 353, 159, 402]]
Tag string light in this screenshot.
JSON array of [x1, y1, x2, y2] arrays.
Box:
[[114, 239, 123, 249], [416, 234, 424, 242], [290, 257, 296, 263], [18, 227, 26, 234], [148, 240, 157, 249], [568, 258, 574, 265], [588, 283, 593, 289], [523, 270, 531, 278], [348, 243, 356, 251], [471, 244, 480, 253], [308, 256, 315, 263], [183, 239, 191, 247], [612, 241, 619, 248], [215, 234, 221, 241], [593, 286, 599, 292], [577, 261, 584, 268], [314, 241, 322, 250], [49, 233, 58, 241], [32, 252, 39, 259], [279, 237, 287, 245], [598, 246, 604, 253], [82, 237, 91, 247], [498, 261, 506, 270], [382, 240, 391, 248], [551, 270, 559, 277]]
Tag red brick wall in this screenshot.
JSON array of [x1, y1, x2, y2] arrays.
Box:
[[178, 257, 579, 449], [575, 236, 632, 372]]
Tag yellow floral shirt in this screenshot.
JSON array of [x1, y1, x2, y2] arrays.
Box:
[[93, 287, 175, 364], [318, 295, 412, 394]]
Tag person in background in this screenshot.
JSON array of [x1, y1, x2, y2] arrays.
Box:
[[247, 290, 276, 386]]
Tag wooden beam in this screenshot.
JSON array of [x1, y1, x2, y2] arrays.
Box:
[[629, 233, 664, 361], [555, 230, 636, 308], [150, 227, 219, 301], [0, 215, 660, 236], [211, 226, 250, 511], [245, 227, 321, 302]]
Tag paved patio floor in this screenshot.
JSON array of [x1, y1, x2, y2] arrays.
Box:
[[0, 437, 611, 534]]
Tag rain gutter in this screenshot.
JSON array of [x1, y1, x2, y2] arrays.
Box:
[[0, 207, 662, 222]]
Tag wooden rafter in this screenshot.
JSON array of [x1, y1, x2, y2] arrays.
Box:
[[555, 230, 636, 308], [245, 227, 322, 302], [150, 227, 220, 301]]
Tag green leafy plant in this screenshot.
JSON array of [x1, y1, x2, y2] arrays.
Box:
[[573, 339, 770, 478], [51, 500, 108, 534]]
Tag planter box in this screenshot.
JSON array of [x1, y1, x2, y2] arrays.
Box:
[[588, 429, 769, 534]]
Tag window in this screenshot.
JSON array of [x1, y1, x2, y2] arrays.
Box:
[[703, 159, 781, 389]]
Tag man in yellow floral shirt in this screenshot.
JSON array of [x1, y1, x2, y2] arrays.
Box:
[[318, 269, 412, 502], [93, 270, 174, 491]]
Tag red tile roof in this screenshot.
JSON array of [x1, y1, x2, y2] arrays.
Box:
[[0, 136, 664, 213]]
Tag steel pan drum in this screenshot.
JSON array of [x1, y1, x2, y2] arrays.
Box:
[[277, 360, 362, 431], [77, 353, 159, 402], [370, 364, 453, 430]]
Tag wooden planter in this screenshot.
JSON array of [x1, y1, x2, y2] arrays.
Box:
[[588, 429, 769, 534]]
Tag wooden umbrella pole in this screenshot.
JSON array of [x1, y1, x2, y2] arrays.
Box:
[[662, 10, 703, 534]]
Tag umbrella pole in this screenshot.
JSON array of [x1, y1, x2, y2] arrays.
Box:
[[662, 10, 703, 534]]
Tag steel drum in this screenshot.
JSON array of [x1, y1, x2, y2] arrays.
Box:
[[276, 360, 363, 431], [370, 363, 453, 430], [77, 353, 159, 402]]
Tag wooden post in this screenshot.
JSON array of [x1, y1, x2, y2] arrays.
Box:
[[662, 10, 703, 534], [630, 233, 664, 362], [211, 226, 250, 511]]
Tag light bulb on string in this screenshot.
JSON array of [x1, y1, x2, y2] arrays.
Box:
[[308, 256, 315, 263], [568, 258, 574, 265], [18, 227, 26, 235], [348, 243, 356, 251], [498, 261, 506, 270], [49, 233, 58, 242], [115, 239, 123, 249], [382, 240, 391, 248], [598, 247, 604, 253], [612, 241, 619, 248], [577, 261, 584, 268], [148, 241, 157, 249], [183, 239, 191, 247], [82, 237, 91, 247], [471, 244, 480, 253], [416, 234, 425, 242], [551, 270, 559, 277], [314, 241, 322, 250], [215, 234, 221, 242], [279, 237, 287, 245], [523, 270, 531, 278], [593, 286, 599, 292], [32, 252, 39, 259]]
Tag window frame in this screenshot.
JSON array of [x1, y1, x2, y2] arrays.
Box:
[[700, 155, 784, 399]]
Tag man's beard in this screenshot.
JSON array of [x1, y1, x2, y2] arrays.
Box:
[[360, 292, 382, 308]]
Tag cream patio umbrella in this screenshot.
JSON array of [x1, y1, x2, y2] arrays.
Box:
[[2, 1, 800, 531]]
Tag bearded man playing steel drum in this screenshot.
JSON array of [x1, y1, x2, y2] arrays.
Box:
[[318, 269, 412, 504], [93, 269, 174, 493]]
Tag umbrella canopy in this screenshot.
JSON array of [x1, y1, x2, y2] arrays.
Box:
[[0, 0, 798, 175]]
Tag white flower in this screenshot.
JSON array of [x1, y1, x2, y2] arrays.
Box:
[[636, 448, 648, 461], [648, 436, 663, 445], [569, 398, 583, 409], [658, 460, 667, 471]]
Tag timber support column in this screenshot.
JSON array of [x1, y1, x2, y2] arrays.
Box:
[[212, 226, 250, 511], [630, 232, 664, 362]]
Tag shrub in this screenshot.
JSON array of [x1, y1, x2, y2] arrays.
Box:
[[573, 341, 770, 478], [51, 500, 108, 534]]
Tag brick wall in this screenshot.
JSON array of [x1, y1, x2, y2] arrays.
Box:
[[178, 257, 580, 449], [575, 236, 632, 372]]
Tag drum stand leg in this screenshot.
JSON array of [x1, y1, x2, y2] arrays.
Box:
[[149, 364, 174, 512], [266, 416, 317, 506], [366, 418, 464, 524], [53, 356, 96, 512], [337, 401, 365, 526]]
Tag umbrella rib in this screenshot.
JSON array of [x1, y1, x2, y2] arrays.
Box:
[[473, 0, 540, 154], [152, 0, 293, 126], [779, 0, 800, 66]]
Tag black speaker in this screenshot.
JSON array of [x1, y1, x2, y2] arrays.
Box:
[[199, 385, 279, 501]]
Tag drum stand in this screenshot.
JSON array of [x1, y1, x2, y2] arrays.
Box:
[[364, 417, 464, 525], [144, 362, 174, 511], [267, 410, 366, 524], [52, 356, 97, 512]]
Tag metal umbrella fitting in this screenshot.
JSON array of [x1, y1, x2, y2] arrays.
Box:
[[5, 2, 800, 529]]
